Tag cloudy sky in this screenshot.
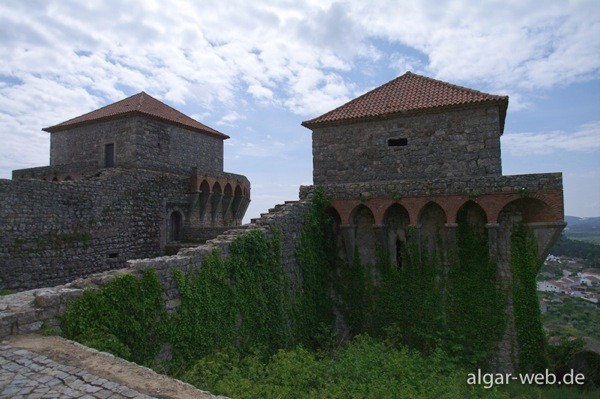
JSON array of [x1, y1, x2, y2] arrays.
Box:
[[1, 0, 599, 220]]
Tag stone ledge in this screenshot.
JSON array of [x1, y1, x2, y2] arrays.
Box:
[[320, 173, 563, 199]]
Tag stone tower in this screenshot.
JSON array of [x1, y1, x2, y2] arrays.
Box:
[[2, 92, 250, 290], [302, 72, 566, 371]]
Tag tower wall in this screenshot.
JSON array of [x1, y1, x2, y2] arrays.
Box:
[[312, 105, 502, 185], [50, 116, 224, 175]]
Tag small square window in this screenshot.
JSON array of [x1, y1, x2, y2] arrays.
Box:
[[388, 138, 408, 147]]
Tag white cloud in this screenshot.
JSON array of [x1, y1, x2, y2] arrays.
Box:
[[1, 0, 597, 125], [217, 111, 246, 127], [226, 139, 290, 159], [247, 84, 274, 102], [503, 122, 600, 156], [349, 0, 600, 91]]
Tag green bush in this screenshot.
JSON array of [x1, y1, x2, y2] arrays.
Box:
[[61, 269, 165, 366], [183, 335, 510, 399]]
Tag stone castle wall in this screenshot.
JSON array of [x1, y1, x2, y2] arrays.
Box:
[[312, 105, 503, 185], [0, 168, 190, 291], [0, 188, 313, 338], [49, 116, 224, 175]]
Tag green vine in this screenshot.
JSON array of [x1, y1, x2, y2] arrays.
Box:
[[295, 188, 336, 349], [446, 215, 506, 367], [168, 229, 291, 373], [338, 213, 506, 367], [510, 222, 548, 372], [61, 269, 165, 366]]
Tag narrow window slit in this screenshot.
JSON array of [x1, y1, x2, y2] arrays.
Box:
[[388, 138, 408, 147]]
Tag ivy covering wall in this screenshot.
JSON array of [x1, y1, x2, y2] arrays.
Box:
[[510, 223, 548, 372], [62, 189, 337, 372], [446, 220, 506, 367], [337, 222, 506, 368], [61, 189, 550, 380]]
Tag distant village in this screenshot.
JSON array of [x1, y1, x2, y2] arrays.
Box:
[[537, 255, 600, 305]]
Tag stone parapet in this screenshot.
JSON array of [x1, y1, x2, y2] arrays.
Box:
[[12, 161, 99, 181], [319, 173, 563, 199]]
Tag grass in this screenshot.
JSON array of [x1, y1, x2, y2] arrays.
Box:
[[501, 382, 600, 399], [0, 289, 15, 296], [540, 294, 600, 341], [570, 236, 600, 245]]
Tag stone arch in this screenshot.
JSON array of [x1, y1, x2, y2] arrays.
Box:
[[418, 201, 447, 225], [197, 180, 211, 221], [456, 200, 488, 237], [199, 179, 210, 193], [497, 197, 561, 262], [384, 203, 410, 268], [224, 183, 233, 196], [498, 197, 553, 226], [210, 182, 223, 224], [351, 204, 377, 266], [328, 206, 346, 263], [419, 202, 447, 251], [229, 184, 245, 225]]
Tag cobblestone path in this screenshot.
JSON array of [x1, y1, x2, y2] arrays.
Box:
[[0, 335, 224, 399], [0, 342, 157, 399]]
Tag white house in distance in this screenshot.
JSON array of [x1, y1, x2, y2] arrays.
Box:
[[537, 281, 564, 293], [581, 275, 600, 287]]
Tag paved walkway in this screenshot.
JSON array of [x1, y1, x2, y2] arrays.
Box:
[[0, 335, 225, 399], [0, 342, 159, 399]]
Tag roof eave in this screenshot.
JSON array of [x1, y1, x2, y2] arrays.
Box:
[[42, 112, 230, 139], [302, 99, 509, 131]]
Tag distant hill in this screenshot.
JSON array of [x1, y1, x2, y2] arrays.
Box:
[[564, 216, 600, 244], [550, 216, 600, 267]]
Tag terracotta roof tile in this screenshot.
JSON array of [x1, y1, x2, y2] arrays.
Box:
[[302, 72, 508, 129], [43, 92, 229, 139]]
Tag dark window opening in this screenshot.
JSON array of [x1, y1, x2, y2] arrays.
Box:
[[388, 138, 408, 147], [108, 252, 119, 258], [104, 143, 115, 167], [395, 238, 403, 269], [169, 211, 183, 242]]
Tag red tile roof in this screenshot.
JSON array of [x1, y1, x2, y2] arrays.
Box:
[[43, 92, 229, 139], [302, 72, 508, 131]]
